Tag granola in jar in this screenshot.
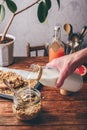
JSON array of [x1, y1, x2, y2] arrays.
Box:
[[13, 87, 41, 120]]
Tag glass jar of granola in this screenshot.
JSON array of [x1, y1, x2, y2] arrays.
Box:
[[12, 87, 41, 120]]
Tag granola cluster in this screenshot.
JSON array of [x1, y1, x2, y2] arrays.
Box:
[[0, 70, 28, 89], [0, 66, 40, 95], [0, 70, 29, 95]]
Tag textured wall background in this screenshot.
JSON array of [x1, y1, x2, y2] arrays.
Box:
[[0, 0, 87, 56]]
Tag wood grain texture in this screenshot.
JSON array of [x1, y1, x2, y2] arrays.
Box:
[[0, 56, 87, 130]]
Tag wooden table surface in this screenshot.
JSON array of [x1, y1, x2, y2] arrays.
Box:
[[0, 56, 87, 130]]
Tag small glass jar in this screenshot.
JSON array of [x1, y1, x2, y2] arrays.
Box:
[[12, 87, 41, 120]]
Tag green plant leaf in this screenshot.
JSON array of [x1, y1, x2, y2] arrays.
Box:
[[37, 1, 48, 23], [6, 0, 17, 13], [56, 0, 60, 8], [45, 0, 51, 10], [0, 4, 5, 23]]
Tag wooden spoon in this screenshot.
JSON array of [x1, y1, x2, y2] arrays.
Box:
[[64, 23, 73, 54], [64, 23, 73, 39]]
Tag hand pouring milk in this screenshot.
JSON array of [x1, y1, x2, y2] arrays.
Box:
[[39, 67, 83, 92]]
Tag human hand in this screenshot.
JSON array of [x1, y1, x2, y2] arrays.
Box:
[[46, 54, 78, 88]]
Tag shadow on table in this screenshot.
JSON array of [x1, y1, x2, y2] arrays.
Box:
[[22, 109, 58, 125]]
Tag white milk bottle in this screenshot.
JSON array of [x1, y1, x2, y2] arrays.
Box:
[[28, 64, 83, 93], [39, 67, 83, 92]]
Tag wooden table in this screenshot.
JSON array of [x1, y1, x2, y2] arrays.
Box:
[[0, 56, 87, 130]]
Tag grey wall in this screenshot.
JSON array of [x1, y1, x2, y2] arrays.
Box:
[[0, 0, 87, 56]]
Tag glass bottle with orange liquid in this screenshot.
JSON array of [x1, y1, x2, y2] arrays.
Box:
[[49, 25, 64, 62]]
